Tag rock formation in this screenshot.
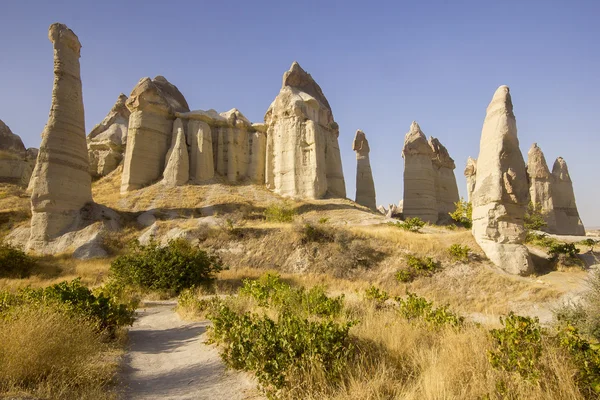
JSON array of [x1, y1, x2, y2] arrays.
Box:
[[429, 137, 459, 223], [120, 76, 190, 193], [28, 23, 92, 248], [402, 122, 437, 223], [162, 118, 189, 187], [87, 94, 130, 178], [352, 130, 376, 209], [471, 85, 532, 275], [264, 62, 346, 199], [0, 119, 37, 185], [551, 157, 585, 235], [526, 143, 558, 232], [464, 157, 477, 202]]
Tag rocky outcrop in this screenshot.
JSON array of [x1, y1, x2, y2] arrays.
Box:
[[87, 94, 130, 178], [120, 76, 189, 193], [264, 62, 346, 199], [162, 118, 189, 187], [429, 137, 459, 223], [0, 120, 37, 185], [402, 122, 437, 223], [352, 130, 376, 209], [526, 143, 558, 233], [28, 23, 92, 249], [551, 157, 585, 235], [464, 157, 477, 202], [471, 86, 532, 275]]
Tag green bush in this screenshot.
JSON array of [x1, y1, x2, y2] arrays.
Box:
[[387, 217, 425, 233], [449, 198, 472, 228], [448, 244, 470, 262], [264, 203, 296, 223], [554, 272, 600, 342], [396, 255, 441, 283], [395, 269, 414, 283], [557, 323, 600, 397], [109, 239, 222, 294], [525, 231, 558, 247], [580, 238, 599, 253], [364, 285, 389, 306], [395, 292, 464, 328], [488, 312, 542, 380], [524, 202, 547, 231], [0, 242, 36, 278], [548, 242, 580, 259], [297, 222, 334, 244]]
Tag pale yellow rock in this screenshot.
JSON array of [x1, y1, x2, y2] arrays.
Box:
[[526, 143, 558, 233], [120, 76, 189, 193], [471, 86, 533, 275], [187, 119, 214, 182], [464, 157, 477, 202], [551, 157, 585, 235], [429, 136, 459, 223], [402, 121, 437, 223], [28, 23, 92, 249], [162, 119, 189, 187], [352, 130, 376, 209], [265, 62, 346, 199], [0, 120, 36, 185]]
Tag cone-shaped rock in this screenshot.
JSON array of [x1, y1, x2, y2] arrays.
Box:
[[551, 157, 585, 235], [87, 93, 130, 177], [162, 118, 189, 187], [120, 76, 189, 193], [464, 157, 477, 202], [352, 130, 376, 209], [402, 121, 436, 223], [526, 143, 558, 233], [29, 23, 92, 248], [429, 137, 459, 223], [471, 86, 532, 275], [265, 61, 346, 199]]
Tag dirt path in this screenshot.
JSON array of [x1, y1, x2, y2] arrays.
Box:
[[120, 301, 262, 400]]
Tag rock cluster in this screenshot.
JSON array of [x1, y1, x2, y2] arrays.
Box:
[[352, 130, 376, 209], [0, 120, 37, 185], [265, 62, 346, 199], [87, 94, 130, 178], [471, 86, 533, 275], [402, 122, 458, 223], [28, 23, 93, 249], [551, 157, 585, 235]]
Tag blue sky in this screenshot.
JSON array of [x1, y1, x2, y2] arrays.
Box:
[[0, 0, 598, 226]]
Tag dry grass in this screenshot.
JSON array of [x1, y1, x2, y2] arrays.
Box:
[[0, 305, 122, 399]]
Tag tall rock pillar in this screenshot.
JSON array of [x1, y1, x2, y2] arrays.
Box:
[[526, 143, 558, 233], [464, 157, 477, 202], [429, 137, 459, 223], [352, 130, 376, 209], [471, 86, 533, 275], [552, 157, 585, 235], [29, 23, 92, 248]]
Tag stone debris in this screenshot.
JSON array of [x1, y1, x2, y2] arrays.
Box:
[[471, 85, 533, 275], [352, 129, 376, 209]]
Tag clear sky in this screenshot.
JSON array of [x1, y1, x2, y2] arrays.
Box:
[[0, 0, 598, 226]]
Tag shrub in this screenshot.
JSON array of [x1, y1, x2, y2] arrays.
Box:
[[264, 203, 296, 222], [554, 271, 600, 342], [0, 242, 36, 278], [395, 292, 464, 328], [387, 217, 425, 233], [525, 231, 558, 247], [488, 312, 542, 380], [524, 202, 547, 231], [318, 217, 329, 224], [395, 269, 414, 283], [548, 242, 580, 259], [177, 289, 221, 319], [364, 285, 389, 306], [297, 222, 334, 244], [556, 323, 600, 397], [580, 238, 599, 253], [448, 244, 470, 262], [396, 255, 441, 283], [449, 198, 472, 228], [109, 239, 222, 294]]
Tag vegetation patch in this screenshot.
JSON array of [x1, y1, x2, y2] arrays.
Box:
[[448, 243, 470, 262], [449, 198, 472, 228], [0, 242, 36, 278], [387, 217, 425, 233], [395, 254, 441, 283], [264, 203, 296, 223]]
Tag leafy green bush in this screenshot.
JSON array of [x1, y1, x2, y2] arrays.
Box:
[[297, 222, 334, 244], [448, 244, 470, 262], [554, 272, 600, 342], [0, 242, 36, 278], [364, 285, 389, 306], [580, 238, 599, 253], [488, 312, 542, 380], [208, 304, 354, 394], [387, 217, 425, 233], [524, 202, 547, 231], [396, 255, 441, 283], [449, 198, 472, 228], [395, 292, 464, 328], [264, 203, 296, 222], [525, 231, 558, 248], [548, 242, 580, 259], [557, 323, 600, 397], [109, 239, 222, 294], [395, 269, 414, 283]]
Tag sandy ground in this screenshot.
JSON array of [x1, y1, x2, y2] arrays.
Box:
[[120, 301, 263, 400]]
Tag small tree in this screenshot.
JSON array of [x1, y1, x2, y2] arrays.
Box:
[[580, 238, 598, 253], [449, 198, 472, 228], [524, 202, 547, 231]]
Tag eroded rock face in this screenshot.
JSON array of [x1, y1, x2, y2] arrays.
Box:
[[0, 120, 37, 185], [87, 94, 130, 178], [429, 137, 459, 223], [162, 118, 189, 187], [120, 76, 189, 193], [464, 157, 477, 202], [526, 143, 558, 233], [552, 157, 585, 235], [471, 86, 532, 275], [402, 122, 437, 223], [264, 62, 346, 199], [29, 23, 92, 248], [352, 130, 376, 209]]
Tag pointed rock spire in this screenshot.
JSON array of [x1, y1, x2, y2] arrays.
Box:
[[162, 118, 189, 187], [353, 130, 376, 209], [429, 137, 459, 223], [551, 157, 585, 235], [464, 157, 477, 202], [526, 143, 557, 232]]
